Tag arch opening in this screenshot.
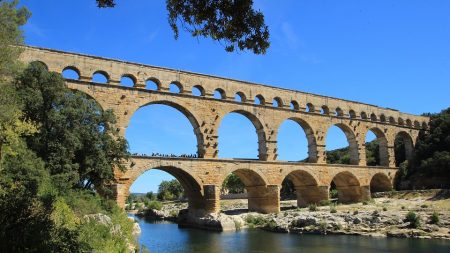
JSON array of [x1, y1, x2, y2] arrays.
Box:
[[272, 97, 283, 108], [169, 82, 183, 93], [321, 105, 330, 115], [126, 102, 203, 158], [281, 170, 322, 207], [330, 171, 363, 203], [218, 111, 266, 160], [394, 131, 414, 167], [361, 112, 368, 120], [306, 103, 315, 113], [349, 110, 356, 119], [191, 85, 205, 96], [290, 101, 300, 110], [370, 173, 392, 193], [335, 107, 344, 117], [235, 92, 246, 102], [121, 75, 136, 87], [127, 166, 203, 211], [370, 113, 377, 121], [365, 128, 389, 166], [325, 124, 359, 165], [146, 78, 160, 90], [62, 66, 80, 80], [220, 169, 271, 213], [254, 94, 265, 105], [213, 88, 226, 99], [92, 71, 109, 84], [277, 118, 317, 162]]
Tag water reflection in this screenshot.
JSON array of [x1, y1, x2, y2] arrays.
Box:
[[131, 215, 450, 253]]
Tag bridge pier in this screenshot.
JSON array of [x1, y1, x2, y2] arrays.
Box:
[[247, 185, 280, 213], [336, 185, 371, 203], [295, 185, 329, 207]]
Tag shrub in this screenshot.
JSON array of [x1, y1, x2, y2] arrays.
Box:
[[308, 204, 317, 212], [372, 210, 379, 216], [318, 221, 328, 233], [353, 210, 359, 215], [245, 214, 267, 227], [147, 201, 163, 211], [330, 205, 337, 213], [330, 189, 339, 199], [382, 207, 388, 211], [362, 201, 368, 205], [430, 212, 440, 224], [405, 211, 421, 228], [234, 220, 242, 230], [401, 206, 405, 210], [421, 204, 428, 208], [319, 200, 331, 206]]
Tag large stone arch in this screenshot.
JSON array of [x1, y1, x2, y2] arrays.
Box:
[[220, 168, 278, 213], [282, 169, 327, 207], [329, 171, 364, 203], [277, 117, 318, 162], [326, 123, 360, 165], [122, 163, 205, 211], [394, 130, 414, 165], [218, 109, 268, 160], [364, 127, 389, 166], [130, 100, 205, 158], [370, 172, 393, 193]]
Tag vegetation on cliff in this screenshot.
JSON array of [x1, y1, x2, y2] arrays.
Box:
[[0, 1, 133, 251]]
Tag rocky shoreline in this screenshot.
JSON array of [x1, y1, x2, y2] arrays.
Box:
[[133, 190, 450, 240]]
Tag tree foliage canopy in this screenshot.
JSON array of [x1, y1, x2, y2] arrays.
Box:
[[96, 0, 270, 54], [14, 62, 129, 192]]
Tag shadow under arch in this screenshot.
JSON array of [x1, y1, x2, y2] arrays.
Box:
[[326, 123, 359, 165], [219, 109, 268, 160], [131, 100, 205, 158], [364, 127, 389, 166], [127, 165, 204, 211], [330, 171, 365, 203], [394, 131, 414, 166], [370, 173, 393, 193], [282, 169, 325, 207], [277, 117, 318, 162]]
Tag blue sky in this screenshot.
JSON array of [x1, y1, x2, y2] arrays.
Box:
[[21, 0, 450, 193]]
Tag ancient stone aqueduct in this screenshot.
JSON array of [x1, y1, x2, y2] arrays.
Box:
[[20, 46, 429, 214]]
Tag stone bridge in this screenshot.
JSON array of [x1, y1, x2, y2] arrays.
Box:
[[20, 46, 429, 214]]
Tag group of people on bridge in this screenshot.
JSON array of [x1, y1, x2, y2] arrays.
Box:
[[132, 152, 198, 158]]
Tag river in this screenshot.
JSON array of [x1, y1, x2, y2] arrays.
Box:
[[131, 215, 450, 253]]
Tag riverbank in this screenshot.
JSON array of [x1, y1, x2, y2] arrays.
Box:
[[133, 189, 450, 240]]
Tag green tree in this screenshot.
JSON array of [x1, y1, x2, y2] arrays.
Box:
[[14, 62, 129, 192], [402, 108, 450, 187], [157, 179, 184, 200], [0, 0, 30, 79], [222, 173, 245, 194], [96, 0, 270, 54]]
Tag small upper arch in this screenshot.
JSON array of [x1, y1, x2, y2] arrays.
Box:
[[192, 85, 205, 96], [349, 110, 356, 119], [321, 105, 330, 115], [62, 66, 81, 80], [389, 116, 396, 124], [361, 111, 368, 120], [235, 91, 247, 102], [413, 120, 420, 128], [213, 88, 226, 99], [146, 77, 161, 90], [272, 97, 284, 108], [335, 107, 344, 117], [290, 100, 300, 110], [398, 117, 405, 125], [92, 70, 110, 84], [380, 114, 386, 122], [370, 113, 377, 121], [254, 94, 265, 105], [306, 103, 315, 113], [121, 74, 137, 87], [169, 81, 183, 93], [406, 119, 412, 127]]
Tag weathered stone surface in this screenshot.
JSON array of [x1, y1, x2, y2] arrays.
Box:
[[19, 46, 429, 215]]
